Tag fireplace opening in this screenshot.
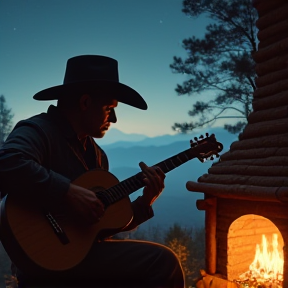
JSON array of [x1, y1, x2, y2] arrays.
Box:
[[227, 214, 284, 287]]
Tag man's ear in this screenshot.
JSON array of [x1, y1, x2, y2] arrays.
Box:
[[79, 94, 92, 111]]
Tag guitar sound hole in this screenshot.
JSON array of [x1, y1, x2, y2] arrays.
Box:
[[90, 186, 110, 208], [90, 186, 105, 194]]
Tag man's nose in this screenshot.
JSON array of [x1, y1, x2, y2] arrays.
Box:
[[108, 108, 117, 123]]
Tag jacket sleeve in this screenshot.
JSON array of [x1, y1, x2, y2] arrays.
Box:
[[0, 121, 70, 206], [120, 196, 154, 232]]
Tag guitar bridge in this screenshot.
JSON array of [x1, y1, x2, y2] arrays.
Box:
[[45, 212, 70, 245]]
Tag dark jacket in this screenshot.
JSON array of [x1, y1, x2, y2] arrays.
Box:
[[0, 105, 153, 231]]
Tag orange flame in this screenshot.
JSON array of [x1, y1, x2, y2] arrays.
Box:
[[239, 233, 283, 282]]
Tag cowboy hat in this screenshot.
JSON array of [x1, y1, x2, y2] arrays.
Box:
[[33, 55, 148, 110]]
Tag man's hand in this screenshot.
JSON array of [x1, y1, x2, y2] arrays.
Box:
[[64, 183, 105, 225], [139, 162, 166, 206]]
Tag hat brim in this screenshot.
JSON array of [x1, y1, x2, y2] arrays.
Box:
[[33, 80, 148, 110]]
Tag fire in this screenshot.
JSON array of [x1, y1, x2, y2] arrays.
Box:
[[249, 234, 283, 279], [237, 233, 283, 287]]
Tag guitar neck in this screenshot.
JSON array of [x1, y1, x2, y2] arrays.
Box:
[[97, 147, 198, 208], [154, 147, 197, 174]]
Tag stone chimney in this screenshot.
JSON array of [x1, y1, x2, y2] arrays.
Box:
[[186, 0, 288, 286]]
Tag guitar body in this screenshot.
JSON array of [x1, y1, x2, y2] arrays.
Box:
[[0, 169, 134, 274]]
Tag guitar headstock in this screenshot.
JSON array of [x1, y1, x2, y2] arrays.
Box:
[[190, 133, 223, 162]]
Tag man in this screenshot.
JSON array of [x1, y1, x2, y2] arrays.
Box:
[[0, 55, 184, 287]]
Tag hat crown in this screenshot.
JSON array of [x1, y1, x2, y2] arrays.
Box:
[[63, 55, 119, 84]]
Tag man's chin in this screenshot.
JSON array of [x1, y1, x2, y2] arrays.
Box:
[[93, 130, 107, 138]]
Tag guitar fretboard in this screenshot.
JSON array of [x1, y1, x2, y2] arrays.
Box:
[[96, 147, 197, 208]]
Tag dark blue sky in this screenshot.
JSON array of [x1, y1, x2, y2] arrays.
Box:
[[1, 0, 210, 136]]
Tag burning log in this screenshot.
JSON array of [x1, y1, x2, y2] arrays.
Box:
[[234, 278, 282, 288], [195, 270, 237, 288], [233, 233, 283, 288]]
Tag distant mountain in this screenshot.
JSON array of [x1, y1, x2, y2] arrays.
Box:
[[96, 128, 148, 145], [96, 127, 238, 149]]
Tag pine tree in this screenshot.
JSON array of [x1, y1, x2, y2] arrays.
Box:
[[164, 223, 205, 287], [167, 238, 193, 278], [170, 0, 258, 134], [0, 95, 14, 145]]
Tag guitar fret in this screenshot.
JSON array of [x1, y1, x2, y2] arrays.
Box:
[[109, 186, 119, 199], [121, 180, 130, 192], [110, 187, 121, 201], [133, 178, 142, 191], [163, 161, 169, 172], [106, 189, 117, 203], [127, 178, 138, 190], [177, 156, 183, 163], [170, 159, 177, 168], [106, 188, 116, 201], [183, 152, 189, 161], [134, 178, 143, 189], [115, 184, 126, 198], [102, 190, 116, 206], [137, 178, 143, 186]]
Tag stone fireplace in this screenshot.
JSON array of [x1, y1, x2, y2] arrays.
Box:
[[193, 197, 287, 287], [186, 0, 288, 286]]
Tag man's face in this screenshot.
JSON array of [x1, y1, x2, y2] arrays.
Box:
[[81, 95, 118, 138]]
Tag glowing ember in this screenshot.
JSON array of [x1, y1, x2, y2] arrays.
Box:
[[234, 234, 283, 288]]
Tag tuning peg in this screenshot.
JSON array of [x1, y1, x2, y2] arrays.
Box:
[[190, 139, 197, 147], [205, 132, 209, 137], [197, 157, 207, 163], [194, 137, 198, 141], [210, 156, 214, 160], [216, 154, 220, 158], [199, 135, 204, 139]]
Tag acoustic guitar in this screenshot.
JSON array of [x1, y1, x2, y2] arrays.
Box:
[[0, 133, 223, 274]]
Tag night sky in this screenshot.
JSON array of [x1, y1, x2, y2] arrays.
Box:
[[1, 0, 210, 137]]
